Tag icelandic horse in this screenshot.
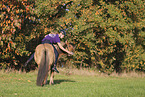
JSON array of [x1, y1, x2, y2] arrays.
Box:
[[34, 41, 75, 86]]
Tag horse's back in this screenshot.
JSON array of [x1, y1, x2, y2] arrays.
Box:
[[34, 43, 55, 65]]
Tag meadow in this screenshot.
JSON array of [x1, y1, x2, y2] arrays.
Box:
[[0, 69, 145, 97]]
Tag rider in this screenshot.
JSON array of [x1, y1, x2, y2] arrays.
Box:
[[24, 30, 74, 73]]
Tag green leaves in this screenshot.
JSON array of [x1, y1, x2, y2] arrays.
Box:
[[66, 0, 145, 73], [1, 0, 145, 73]]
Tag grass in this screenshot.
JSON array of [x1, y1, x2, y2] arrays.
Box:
[[0, 69, 145, 97]]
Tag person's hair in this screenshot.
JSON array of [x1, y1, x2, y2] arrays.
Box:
[[50, 30, 58, 34]]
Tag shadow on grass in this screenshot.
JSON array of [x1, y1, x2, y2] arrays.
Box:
[[47, 79, 75, 85]]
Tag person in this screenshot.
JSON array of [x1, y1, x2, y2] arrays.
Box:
[[24, 30, 74, 73]]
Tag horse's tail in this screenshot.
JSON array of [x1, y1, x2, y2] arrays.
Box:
[[36, 47, 49, 86]]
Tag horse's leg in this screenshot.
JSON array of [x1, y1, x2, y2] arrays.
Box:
[[49, 71, 52, 85], [48, 65, 52, 85], [49, 70, 52, 85], [43, 72, 48, 85], [51, 71, 54, 84], [43, 64, 51, 85], [49, 70, 54, 85]]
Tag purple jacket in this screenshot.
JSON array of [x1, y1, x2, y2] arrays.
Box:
[[42, 34, 60, 44]]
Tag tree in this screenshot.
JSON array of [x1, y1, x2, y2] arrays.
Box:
[[1, 0, 145, 74], [0, 0, 40, 70], [55, 0, 145, 73]]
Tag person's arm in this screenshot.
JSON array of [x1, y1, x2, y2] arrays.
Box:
[[45, 34, 49, 37], [57, 42, 74, 55]]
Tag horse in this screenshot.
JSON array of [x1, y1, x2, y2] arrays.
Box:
[[34, 41, 75, 86]]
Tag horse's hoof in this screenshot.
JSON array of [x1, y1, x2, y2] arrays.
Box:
[[49, 82, 54, 85], [41, 83, 44, 87]]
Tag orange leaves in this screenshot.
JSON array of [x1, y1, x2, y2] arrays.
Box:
[[26, 7, 30, 12], [0, 0, 144, 72], [1, 23, 3, 26], [1, 0, 35, 63], [28, 80, 31, 82], [15, 10, 19, 14], [23, 0, 27, 1], [2, 4, 7, 9], [8, 20, 11, 24], [95, 11, 99, 15], [1, 0, 34, 35], [7, 7, 10, 12]]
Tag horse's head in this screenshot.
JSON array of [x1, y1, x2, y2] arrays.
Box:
[[55, 41, 75, 55], [64, 41, 75, 54]]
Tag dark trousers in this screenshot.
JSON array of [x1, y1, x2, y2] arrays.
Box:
[[27, 40, 59, 65]]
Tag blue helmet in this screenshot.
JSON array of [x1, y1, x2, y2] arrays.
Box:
[[59, 30, 66, 36]]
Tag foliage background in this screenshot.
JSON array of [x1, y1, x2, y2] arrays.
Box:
[[0, 0, 145, 74]]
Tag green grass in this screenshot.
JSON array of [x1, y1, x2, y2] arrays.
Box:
[[0, 70, 145, 97]]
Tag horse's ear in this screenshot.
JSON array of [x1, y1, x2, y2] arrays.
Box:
[[65, 40, 68, 44], [74, 45, 76, 49]]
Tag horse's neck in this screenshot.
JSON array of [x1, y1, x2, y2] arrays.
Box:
[[54, 42, 66, 55]]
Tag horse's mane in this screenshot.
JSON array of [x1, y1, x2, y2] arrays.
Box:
[[61, 42, 75, 48], [60, 41, 65, 47], [54, 41, 75, 53], [53, 42, 64, 52]]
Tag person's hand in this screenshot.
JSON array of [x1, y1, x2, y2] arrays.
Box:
[[45, 34, 48, 37], [69, 52, 74, 55]]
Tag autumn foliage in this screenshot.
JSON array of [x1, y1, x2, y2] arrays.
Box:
[[0, 0, 145, 74]]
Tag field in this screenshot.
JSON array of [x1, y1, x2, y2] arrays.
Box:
[[0, 69, 145, 97]]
